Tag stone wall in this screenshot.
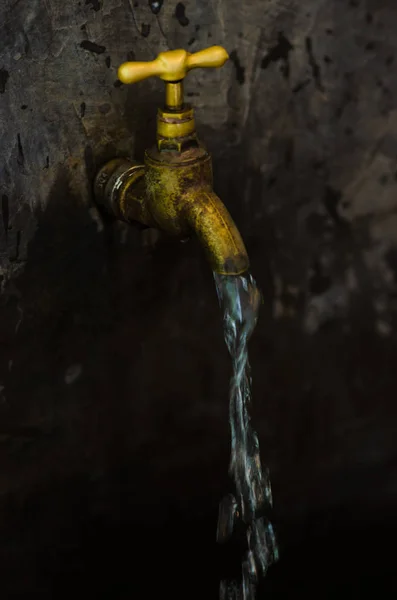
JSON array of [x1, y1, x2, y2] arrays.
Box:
[[0, 0, 396, 596]]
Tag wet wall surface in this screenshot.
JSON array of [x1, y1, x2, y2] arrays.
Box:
[[1, 0, 397, 597]]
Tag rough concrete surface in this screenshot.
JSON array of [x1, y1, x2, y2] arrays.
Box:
[[0, 0, 397, 597]]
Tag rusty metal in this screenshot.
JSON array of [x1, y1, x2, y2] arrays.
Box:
[[94, 46, 250, 275], [157, 106, 196, 141], [94, 158, 155, 227]]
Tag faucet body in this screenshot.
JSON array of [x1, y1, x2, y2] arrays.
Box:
[[94, 46, 250, 275]]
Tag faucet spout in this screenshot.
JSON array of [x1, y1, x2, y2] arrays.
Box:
[[94, 150, 250, 276], [183, 188, 249, 275]]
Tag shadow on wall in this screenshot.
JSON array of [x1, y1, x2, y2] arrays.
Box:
[[0, 165, 147, 458], [0, 153, 232, 596], [0, 149, 229, 467]]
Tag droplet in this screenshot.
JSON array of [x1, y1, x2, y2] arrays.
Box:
[[148, 0, 163, 14]]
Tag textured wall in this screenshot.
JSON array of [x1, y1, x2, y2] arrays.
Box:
[[0, 0, 397, 596]]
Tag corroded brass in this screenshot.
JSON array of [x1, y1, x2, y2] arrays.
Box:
[[94, 158, 155, 227], [157, 106, 196, 140], [95, 46, 249, 275], [144, 145, 249, 275]]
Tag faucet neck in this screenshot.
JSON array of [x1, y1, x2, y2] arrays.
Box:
[[156, 105, 197, 153], [156, 80, 198, 153], [165, 81, 184, 110]]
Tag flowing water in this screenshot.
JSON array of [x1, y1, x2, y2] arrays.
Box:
[[214, 272, 279, 600]]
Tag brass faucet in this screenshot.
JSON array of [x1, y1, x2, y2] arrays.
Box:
[[94, 46, 249, 275]]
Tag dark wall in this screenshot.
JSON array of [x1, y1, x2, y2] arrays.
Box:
[[1, 0, 397, 597]]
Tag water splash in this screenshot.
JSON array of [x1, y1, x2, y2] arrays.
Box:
[[214, 272, 278, 599]]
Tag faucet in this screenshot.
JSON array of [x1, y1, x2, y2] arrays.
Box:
[[94, 45, 249, 275]]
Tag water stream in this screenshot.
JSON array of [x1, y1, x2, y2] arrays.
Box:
[[214, 272, 279, 600]]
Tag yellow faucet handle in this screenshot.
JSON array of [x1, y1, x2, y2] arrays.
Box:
[[117, 46, 229, 84]]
